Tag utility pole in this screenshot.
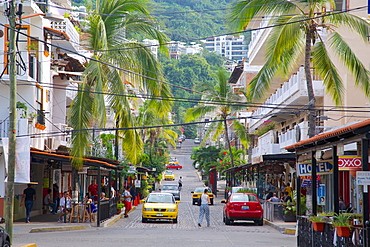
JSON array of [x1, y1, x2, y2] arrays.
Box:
[[5, 0, 18, 241]]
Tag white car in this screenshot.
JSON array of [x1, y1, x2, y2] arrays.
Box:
[[194, 138, 200, 144]]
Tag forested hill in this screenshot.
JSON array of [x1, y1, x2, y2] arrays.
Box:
[[72, 0, 233, 42], [149, 0, 234, 41]]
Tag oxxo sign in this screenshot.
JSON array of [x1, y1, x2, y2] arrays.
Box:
[[298, 162, 333, 176], [338, 156, 362, 170]]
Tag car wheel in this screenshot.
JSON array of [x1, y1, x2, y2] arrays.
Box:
[[177, 168, 180, 170], [256, 219, 263, 226], [3, 240, 10, 247], [173, 217, 178, 223], [142, 217, 148, 223], [192, 200, 196, 205], [210, 198, 214, 205], [225, 216, 231, 225]]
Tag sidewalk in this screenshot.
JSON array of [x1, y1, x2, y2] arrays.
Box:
[[13, 207, 135, 247], [264, 219, 296, 235]]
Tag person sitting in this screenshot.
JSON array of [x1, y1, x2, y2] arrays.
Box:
[[100, 192, 108, 201], [267, 193, 280, 202], [58, 191, 72, 222], [44, 188, 57, 214], [339, 196, 347, 212]]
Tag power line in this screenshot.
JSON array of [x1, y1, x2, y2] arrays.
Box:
[[10, 79, 370, 114]]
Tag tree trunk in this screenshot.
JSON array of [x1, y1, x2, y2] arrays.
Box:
[[305, 26, 316, 138], [223, 119, 235, 167]]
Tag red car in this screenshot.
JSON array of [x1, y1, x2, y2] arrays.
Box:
[[221, 193, 263, 226], [166, 163, 183, 170]]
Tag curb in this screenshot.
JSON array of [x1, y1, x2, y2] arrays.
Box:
[[29, 225, 86, 233], [264, 219, 296, 235], [101, 206, 136, 227]]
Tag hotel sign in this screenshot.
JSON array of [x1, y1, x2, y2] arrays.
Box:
[[298, 162, 333, 176]]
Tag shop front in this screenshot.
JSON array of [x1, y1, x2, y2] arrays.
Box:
[[286, 119, 370, 246]]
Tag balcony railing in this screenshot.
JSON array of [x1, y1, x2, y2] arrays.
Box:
[[252, 130, 280, 160], [0, 119, 28, 138], [249, 66, 323, 128]]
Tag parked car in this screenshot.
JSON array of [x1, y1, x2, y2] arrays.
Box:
[[191, 187, 214, 205], [160, 184, 180, 200], [0, 217, 10, 247], [142, 192, 178, 223], [166, 163, 183, 170], [221, 193, 263, 226], [194, 138, 200, 144], [164, 171, 175, 181]]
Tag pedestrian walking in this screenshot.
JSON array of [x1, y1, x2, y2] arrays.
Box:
[[20, 184, 36, 223], [123, 186, 132, 218], [130, 185, 137, 206], [198, 188, 211, 227], [178, 176, 183, 191]]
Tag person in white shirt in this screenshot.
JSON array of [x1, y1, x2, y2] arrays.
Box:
[[178, 177, 183, 191], [198, 188, 211, 227], [58, 191, 72, 222]]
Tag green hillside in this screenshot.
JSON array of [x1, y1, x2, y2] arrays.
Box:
[[149, 0, 233, 41]]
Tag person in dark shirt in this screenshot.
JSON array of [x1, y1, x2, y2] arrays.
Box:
[[283, 192, 292, 202], [20, 184, 36, 223]]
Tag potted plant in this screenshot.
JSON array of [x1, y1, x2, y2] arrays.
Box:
[[116, 203, 124, 214], [283, 201, 297, 222], [309, 215, 326, 231], [332, 213, 351, 237]]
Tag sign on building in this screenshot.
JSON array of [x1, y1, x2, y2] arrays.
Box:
[[298, 162, 333, 176]]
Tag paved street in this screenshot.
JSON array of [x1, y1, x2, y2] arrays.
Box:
[[13, 140, 296, 247]]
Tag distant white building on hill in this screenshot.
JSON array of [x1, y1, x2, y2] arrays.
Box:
[[203, 35, 248, 62]]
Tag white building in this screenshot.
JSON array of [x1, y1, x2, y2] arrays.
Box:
[[204, 35, 248, 62]]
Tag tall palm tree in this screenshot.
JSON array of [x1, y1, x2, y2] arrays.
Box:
[[69, 0, 171, 169], [229, 0, 370, 137], [185, 69, 249, 167]]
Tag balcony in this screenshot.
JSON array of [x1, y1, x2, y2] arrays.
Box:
[[248, 16, 272, 65], [49, 18, 80, 53], [249, 66, 324, 129], [279, 121, 309, 149], [0, 119, 28, 138], [252, 130, 280, 163]]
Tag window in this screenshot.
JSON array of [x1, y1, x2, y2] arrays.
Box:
[[36, 84, 45, 125]]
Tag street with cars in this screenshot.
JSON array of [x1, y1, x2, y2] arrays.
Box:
[[12, 139, 296, 247]]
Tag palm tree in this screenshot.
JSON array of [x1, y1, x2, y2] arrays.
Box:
[[137, 101, 177, 162], [229, 0, 370, 137], [69, 0, 171, 169], [185, 69, 249, 167]]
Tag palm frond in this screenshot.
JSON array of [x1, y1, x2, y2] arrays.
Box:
[[325, 12, 370, 42], [328, 32, 370, 97], [232, 120, 249, 149], [228, 0, 297, 31], [69, 82, 94, 170], [184, 105, 217, 122], [312, 41, 344, 105]]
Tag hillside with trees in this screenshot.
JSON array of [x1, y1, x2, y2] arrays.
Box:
[[149, 0, 233, 41]]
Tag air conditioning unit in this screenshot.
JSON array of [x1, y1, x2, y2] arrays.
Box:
[[65, 127, 73, 134]]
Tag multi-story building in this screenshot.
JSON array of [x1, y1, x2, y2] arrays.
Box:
[[0, 0, 90, 220], [204, 35, 248, 62], [229, 0, 370, 212]]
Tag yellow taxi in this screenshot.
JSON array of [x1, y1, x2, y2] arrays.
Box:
[[142, 192, 178, 223], [164, 170, 175, 181], [191, 187, 214, 205]]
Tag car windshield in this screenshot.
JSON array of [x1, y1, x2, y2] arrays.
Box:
[[194, 187, 212, 193], [165, 171, 173, 175], [162, 185, 178, 190], [147, 194, 175, 203], [231, 194, 258, 202]]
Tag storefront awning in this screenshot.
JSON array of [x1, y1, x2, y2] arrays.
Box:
[[31, 148, 122, 170]]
